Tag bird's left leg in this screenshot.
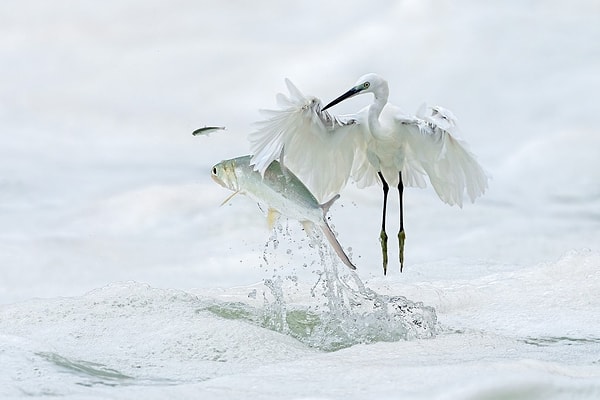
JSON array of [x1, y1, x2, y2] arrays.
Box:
[[378, 172, 389, 275], [398, 171, 406, 272]]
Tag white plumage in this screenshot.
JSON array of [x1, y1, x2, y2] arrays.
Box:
[[249, 73, 488, 274], [249, 79, 364, 203]]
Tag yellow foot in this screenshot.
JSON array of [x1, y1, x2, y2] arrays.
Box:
[[398, 230, 406, 272], [379, 230, 388, 275]]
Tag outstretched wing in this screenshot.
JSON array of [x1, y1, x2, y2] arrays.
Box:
[[395, 104, 488, 207], [249, 79, 367, 202]]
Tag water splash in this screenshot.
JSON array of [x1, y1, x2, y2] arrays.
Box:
[[203, 223, 437, 351]]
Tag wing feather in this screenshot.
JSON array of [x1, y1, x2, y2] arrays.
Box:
[[249, 79, 367, 202], [397, 104, 488, 207]]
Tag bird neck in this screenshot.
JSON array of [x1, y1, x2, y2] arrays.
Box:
[[368, 86, 388, 139]]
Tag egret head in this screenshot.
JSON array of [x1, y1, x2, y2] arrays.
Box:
[[322, 73, 388, 111]]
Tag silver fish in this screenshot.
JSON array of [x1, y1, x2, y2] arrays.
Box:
[[211, 155, 356, 270], [192, 126, 226, 136]]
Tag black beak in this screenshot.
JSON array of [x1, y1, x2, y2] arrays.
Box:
[[321, 87, 361, 111]]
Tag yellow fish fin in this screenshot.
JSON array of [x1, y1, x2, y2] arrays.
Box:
[[267, 208, 281, 230], [301, 221, 315, 236]]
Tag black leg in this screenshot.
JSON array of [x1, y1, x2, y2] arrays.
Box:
[[398, 171, 406, 272], [378, 172, 389, 275]]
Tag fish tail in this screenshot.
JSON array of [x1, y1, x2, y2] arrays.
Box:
[[320, 194, 340, 214], [319, 220, 356, 270]]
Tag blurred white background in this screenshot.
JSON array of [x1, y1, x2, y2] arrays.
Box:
[[1, 0, 599, 303]]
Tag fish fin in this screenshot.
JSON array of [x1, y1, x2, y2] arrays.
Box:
[[320, 194, 341, 215], [220, 191, 239, 206], [301, 221, 315, 235], [267, 208, 281, 230], [319, 220, 356, 270]]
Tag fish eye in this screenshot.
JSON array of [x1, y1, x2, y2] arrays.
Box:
[[212, 166, 217, 175], [363, 82, 370, 89]]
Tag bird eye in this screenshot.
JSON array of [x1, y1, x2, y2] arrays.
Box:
[[363, 82, 370, 89]]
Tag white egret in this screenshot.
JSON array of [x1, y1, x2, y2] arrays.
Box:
[[249, 74, 488, 274]]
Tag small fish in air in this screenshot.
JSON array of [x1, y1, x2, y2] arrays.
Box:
[[211, 155, 356, 270], [192, 126, 226, 136]]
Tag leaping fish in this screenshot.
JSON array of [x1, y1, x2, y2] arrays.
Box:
[[211, 155, 356, 270]]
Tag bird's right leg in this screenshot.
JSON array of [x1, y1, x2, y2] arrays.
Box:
[[398, 171, 405, 273], [378, 172, 389, 275]]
